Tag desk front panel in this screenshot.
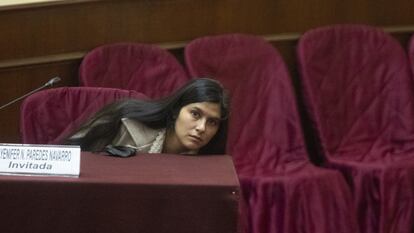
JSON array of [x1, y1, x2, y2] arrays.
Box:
[[0, 153, 240, 233]]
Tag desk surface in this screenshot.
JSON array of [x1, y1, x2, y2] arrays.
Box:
[[0, 152, 240, 233], [0, 152, 239, 185]]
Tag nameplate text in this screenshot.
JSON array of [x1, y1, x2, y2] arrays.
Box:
[[0, 143, 80, 177]]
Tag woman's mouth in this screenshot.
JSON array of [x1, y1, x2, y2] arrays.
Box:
[[189, 135, 202, 143]]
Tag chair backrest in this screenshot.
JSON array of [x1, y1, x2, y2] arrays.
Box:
[[20, 87, 146, 144], [297, 24, 414, 161], [79, 43, 189, 98], [408, 35, 414, 77], [185, 34, 308, 170]]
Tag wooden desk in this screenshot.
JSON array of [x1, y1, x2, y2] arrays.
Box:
[[0, 152, 240, 233]]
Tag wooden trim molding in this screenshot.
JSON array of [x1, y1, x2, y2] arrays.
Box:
[[0, 25, 413, 70], [0, 0, 100, 11], [383, 25, 414, 34], [0, 52, 86, 69]]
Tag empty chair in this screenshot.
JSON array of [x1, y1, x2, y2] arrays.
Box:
[[185, 34, 358, 233], [79, 43, 189, 98], [297, 24, 414, 233], [408, 35, 414, 76], [20, 86, 146, 144]]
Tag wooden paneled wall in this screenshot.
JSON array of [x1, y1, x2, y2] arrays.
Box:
[[1, 0, 414, 142]]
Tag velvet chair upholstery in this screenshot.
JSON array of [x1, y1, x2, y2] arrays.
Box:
[[79, 43, 189, 98], [20, 87, 146, 144], [185, 34, 358, 233], [297, 24, 414, 233], [408, 35, 414, 77]]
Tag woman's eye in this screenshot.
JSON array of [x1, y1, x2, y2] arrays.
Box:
[[207, 119, 218, 126], [190, 110, 200, 119]]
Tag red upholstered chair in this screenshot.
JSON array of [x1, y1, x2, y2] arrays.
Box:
[[20, 87, 146, 144], [408, 35, 414, 76], [79, 43, 189, 98], [185, 34, 358, 233], [297, 24, 414, 233]]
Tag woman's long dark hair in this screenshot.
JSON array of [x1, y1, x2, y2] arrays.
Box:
[[65, 78, 229, 154]]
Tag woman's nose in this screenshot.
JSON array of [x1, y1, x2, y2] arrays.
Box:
[[195, 119, 206, 132]]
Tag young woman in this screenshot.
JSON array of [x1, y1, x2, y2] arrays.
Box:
[[65, 78, 229, 157]]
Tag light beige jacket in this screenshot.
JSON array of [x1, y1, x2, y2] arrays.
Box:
[[71, 118, 166, 153], [113, 118, 166, 153]]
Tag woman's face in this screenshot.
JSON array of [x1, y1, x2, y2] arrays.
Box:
[[172, 102, 221, 152]]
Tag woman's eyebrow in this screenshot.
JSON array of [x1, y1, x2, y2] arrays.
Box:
[[192, 106, 221, 119]]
